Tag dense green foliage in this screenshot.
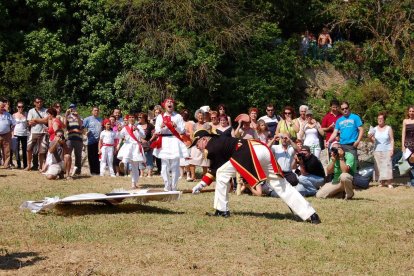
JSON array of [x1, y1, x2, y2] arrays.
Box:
[[0, 0, 413, 133]]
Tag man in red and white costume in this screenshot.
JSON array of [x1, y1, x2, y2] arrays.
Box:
[[190, 129, 321, 223], [152, 98, 189, 191]]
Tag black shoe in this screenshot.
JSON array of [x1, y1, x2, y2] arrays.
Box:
[[206, 210, 231, 218], [309, 213, 321, 224]]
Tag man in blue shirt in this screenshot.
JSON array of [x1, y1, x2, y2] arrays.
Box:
[[83, 106, 102, 175], [327, 101, 364, 165]]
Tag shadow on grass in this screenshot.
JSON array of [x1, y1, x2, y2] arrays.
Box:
[[73, 175, 92, 179], [0, 174, 16, 177], [140, 184, 166, 189], [234, 211, 302, 222], [348, 197, 377, 201], [0, 251, 47, 270], [53, 203, 185, 216]]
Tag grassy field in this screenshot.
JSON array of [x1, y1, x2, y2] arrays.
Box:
[[1, 168, 414, 275]]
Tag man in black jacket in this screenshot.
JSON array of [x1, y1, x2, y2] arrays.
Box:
[[190, 130, 321, 224], [293, 146, 326, 196]]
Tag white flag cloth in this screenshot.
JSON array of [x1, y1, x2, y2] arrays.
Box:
[[20, 190, 181, 213]]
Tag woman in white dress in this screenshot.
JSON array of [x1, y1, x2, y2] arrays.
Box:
[[298, 110, 324, 159], [188, 109, 211, 181], [117, 115, 145, 188], [369, 112, 394, 188]]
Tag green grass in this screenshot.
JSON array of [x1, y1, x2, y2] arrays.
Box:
[[1, 169, 414, 275]]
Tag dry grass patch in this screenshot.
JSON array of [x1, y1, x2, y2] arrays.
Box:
[[1, 169, 414, 275]]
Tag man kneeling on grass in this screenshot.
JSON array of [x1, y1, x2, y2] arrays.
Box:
[[44, 129, 70, 180], [316, 142, 355, 199], [190, 129, 321, 224]]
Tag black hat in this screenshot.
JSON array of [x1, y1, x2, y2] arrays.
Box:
[[189, 129, 216, 148]]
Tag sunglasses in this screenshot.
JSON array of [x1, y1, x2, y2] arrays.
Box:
[[341, 107, 349, 110], [17, 106, 24, 108], [266, 109, 274, 112], [211, 117, 217, 119], [284, 112, 292, 115], [35, 101, 42, 104]]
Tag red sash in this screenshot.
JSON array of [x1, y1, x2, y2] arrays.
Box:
[[150, 114, 189, 148], [125, 125, 145, 162]]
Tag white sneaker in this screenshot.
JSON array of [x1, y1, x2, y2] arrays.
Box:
[[110, 175, 116, 177], [71, 166, 78, 177]]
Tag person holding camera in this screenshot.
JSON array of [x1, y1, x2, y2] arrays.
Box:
[[44, 129, 70, 180], [268, 132, 299, 186], [316, 142, 356, 199], [293, 146, 325, 197], [65, 103, 83, 176]]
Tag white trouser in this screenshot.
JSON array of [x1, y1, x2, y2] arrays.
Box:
[[161, 158, 180, 191], [214, 144, 316, 221], [100, 146, 115, 176], [129, 161, 140, 186]]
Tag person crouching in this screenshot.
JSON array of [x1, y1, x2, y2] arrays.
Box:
[[44, 129, 69, 180]]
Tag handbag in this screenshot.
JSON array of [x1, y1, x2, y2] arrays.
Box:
[[398, 156, 411, 176], [318, 132, 325, 150]]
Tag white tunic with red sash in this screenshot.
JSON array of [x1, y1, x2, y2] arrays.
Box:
[[152, 112, 189, 160], [117, 125, 145, 162]]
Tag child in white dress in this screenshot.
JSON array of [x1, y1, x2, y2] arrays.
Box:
[[99, 119, 118, 177], [117, 115, 145, 188]]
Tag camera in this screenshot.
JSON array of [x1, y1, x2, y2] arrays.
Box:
[[56, 133, 65, 141], [331, 147, 339, 155], [297, 152, 305, 159]]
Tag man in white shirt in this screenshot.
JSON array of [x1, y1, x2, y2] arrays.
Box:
[[152, 98, 189, 191], [269, 132, 299, 186], [259, 103, 281, 138]]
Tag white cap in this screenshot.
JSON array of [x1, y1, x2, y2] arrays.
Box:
[[330, 141, 340, 150], [200, 105, 210, 113]]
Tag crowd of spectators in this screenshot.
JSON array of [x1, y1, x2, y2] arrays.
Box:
[[0, 97, 412, 197]]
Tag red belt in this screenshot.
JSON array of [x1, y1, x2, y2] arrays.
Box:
[[102, 143, 114, 147]]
